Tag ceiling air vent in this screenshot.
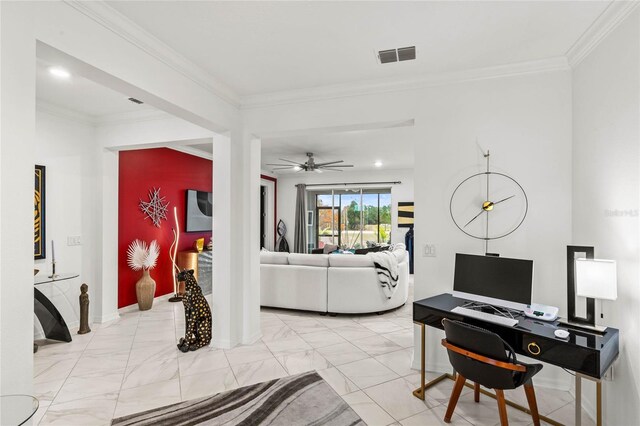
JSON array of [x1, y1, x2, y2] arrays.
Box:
[[377, 46, 416, 64], [378, 49, 398, 64], [397, 46, 416, 62], [127, 97, 144, 104]]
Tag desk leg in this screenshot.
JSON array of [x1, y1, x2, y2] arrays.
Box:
[[412, 322, 451, 401], [413, 323, 426, 400], [576, 373, 603, 426], [596, 381, 602, 426], [575, 374, 582, 426]]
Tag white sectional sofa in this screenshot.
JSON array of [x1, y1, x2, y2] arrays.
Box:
[[260, 248, 409, 314]]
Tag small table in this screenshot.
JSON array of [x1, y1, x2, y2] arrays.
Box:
[[0, 395, 39, 425], [34, 273, 78, 345]]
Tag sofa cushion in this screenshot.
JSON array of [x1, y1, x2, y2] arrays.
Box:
[[392, 248, 408, 263], [260, 251, 289, 265], [288, 253, 330, 267], [329, 254, 375, 268]]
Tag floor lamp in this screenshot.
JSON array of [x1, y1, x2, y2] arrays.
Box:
[[168, 206, 182, 302]]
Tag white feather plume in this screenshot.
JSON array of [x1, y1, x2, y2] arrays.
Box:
[[145, 240, 160, 270], [127, 239, 148, 271]]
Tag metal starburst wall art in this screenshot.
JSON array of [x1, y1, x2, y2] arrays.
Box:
[[139, 187, 169, 227]]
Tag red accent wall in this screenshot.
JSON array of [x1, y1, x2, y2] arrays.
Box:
[[118, 148, 212, 308]]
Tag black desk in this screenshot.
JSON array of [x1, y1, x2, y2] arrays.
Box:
[[413, 293, 619, 426]]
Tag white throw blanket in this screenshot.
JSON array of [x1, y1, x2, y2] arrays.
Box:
[[370, 250, 400, 299]]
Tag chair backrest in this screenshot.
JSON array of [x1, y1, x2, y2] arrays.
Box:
[[443, 319, 520, 390]]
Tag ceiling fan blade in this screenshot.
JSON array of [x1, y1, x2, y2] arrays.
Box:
[[314, 160, 344, 167], [266, 163, 294, 167], [320, 164, 353, 168], [271, 167, 295, 170], [321, 168, 344, 172], [279, 158, 304, 166]]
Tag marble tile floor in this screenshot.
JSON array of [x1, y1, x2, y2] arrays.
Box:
[[33, 279, 592, 426]]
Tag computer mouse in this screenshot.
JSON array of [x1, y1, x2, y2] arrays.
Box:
[[554, 329, 570, 339]]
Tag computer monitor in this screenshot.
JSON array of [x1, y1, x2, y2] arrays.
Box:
[[453, 253, 533, 311]]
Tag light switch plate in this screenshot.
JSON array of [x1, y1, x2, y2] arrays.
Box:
[[67, 236, 82, 246]]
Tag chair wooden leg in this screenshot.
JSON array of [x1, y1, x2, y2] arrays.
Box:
[[524, 382, 541, 426], [495, 389, 509, 426], [444, 374, 466, 423], [474, 382, 480, 402]]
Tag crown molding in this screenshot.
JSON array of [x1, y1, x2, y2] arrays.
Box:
[[240, 56, 570, 109], [566, 0, 640, 68], [36, 99, 97, 125], [169, 145, 213, 161], [96, 109, 172, 126], [64, 1, 240, 107]]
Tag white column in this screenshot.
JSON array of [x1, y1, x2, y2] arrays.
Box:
[[212, 128, 261, 348], [0, 2, 36, 394], [97, 148, 120, 322]]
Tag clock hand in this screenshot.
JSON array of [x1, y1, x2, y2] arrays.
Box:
[[492, 195, 515, 206], [464, 208, 486, 228]]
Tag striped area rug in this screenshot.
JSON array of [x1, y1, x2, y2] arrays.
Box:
[[111, 371, 364, 426]]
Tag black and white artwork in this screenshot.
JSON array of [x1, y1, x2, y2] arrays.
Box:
[[186, 189, 212, 232]]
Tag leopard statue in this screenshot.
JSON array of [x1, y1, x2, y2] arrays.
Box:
[[176, 269, 212, 352]]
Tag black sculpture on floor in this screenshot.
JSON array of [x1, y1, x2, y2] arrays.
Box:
[[276, 220, 290, 252], [78, 283, 91, 334], [177, 269, 212, 352]]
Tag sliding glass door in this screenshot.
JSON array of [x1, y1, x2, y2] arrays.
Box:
[[315, 189, 391, 250]]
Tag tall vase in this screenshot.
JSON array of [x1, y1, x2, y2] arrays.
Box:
[[136, 269, 156, 311]]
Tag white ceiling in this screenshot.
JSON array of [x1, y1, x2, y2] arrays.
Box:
[[261, 124, 416, 174], [36, 57, 155, 118], [107, 1, 609, 96]]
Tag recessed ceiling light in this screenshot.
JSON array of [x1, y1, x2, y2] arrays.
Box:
[[374, 161, 383, 168], [48, 67, 70, 79]]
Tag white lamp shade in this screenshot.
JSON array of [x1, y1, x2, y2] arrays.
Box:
[[575, 259, 617, 300]]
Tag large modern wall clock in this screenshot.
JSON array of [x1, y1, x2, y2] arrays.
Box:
[[449, 150, 528, 253]]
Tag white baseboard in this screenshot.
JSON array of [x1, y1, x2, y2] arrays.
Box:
[[118, 293, 174, 314], [211, 337, 234, 349], [242, 330, 262, 346], [97, 312, 120, 323]]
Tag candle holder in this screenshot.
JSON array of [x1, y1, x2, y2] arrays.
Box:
[[48, 260, 58, 279]]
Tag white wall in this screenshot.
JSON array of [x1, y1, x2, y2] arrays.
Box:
[[275, 168, 414, 248], [572, 10, 640, 423], [0, 1, 36, 395], [34, 109, 98, 335], [247, 69, 574, 390], [416, 71, 573, 388]]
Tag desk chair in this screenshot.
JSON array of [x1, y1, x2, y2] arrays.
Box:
[[441, 319, 543, 426]]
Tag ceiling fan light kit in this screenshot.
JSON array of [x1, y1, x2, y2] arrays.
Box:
[[267, 152, 354, 173]]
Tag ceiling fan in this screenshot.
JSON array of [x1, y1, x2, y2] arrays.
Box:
[[268, 152, 354, 172]]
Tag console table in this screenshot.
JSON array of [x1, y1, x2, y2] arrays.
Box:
[[34, 273, 77, 344], [0, 395, 39, 425], [177, 250, 212, 295], [413, 293, 619, 426]]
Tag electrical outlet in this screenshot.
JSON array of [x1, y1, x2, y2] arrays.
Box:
[[604, 364, 615, 381], [67, 236, 82, 246], [423, 244, 437, 257]]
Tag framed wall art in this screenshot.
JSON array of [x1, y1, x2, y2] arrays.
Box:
[[34, 165, 46, 259], [398, 202, 414, 228]]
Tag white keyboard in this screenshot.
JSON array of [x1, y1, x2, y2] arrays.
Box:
[[450, 306, 519, 327]]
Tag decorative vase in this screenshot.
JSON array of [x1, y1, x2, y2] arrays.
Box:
[[136, 269, 156, 311]]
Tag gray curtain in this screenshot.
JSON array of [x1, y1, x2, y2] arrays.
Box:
[[294, 184, 307, 253]]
